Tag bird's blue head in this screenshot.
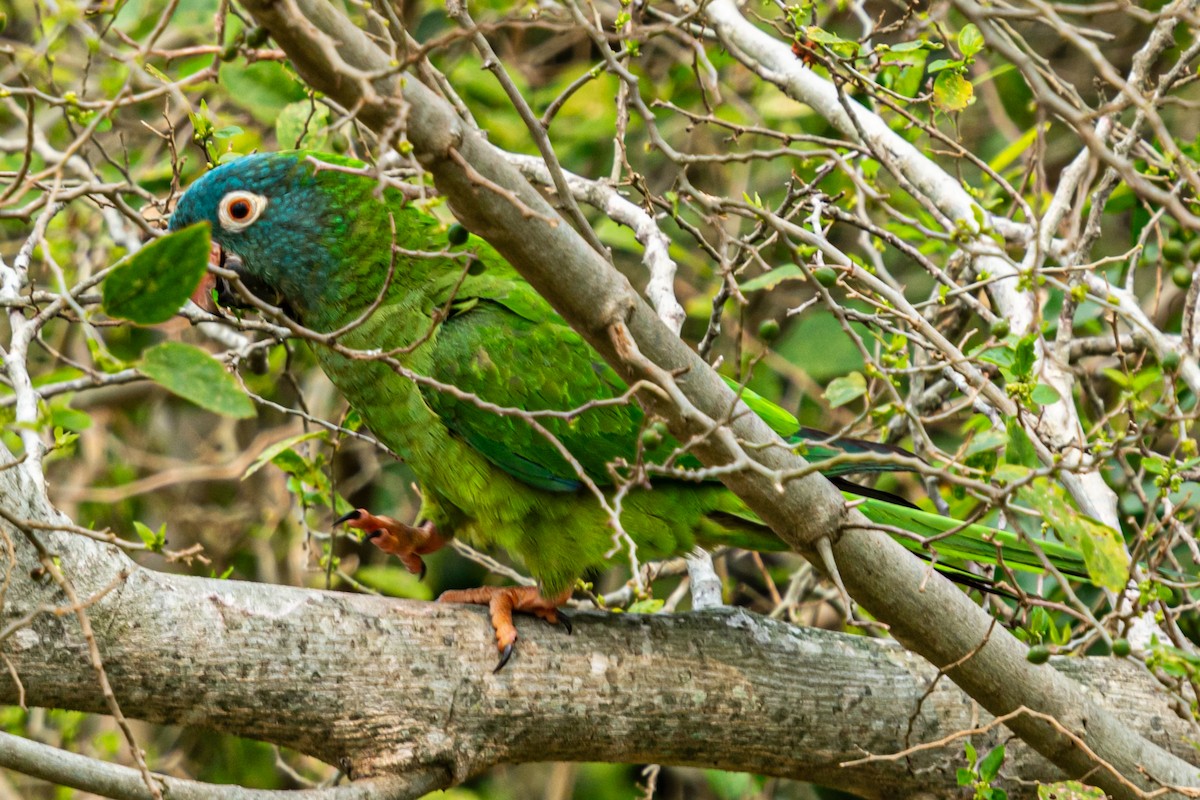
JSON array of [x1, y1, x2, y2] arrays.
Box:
[[169, 151, 364, 322]]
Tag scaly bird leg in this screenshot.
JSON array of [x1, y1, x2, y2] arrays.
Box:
[[438, 585, 572, 672], [335, 509, 447, 581]]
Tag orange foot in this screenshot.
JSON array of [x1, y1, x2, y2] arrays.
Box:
[[336, 509, 447, 581], [439, 585, 572, 672]]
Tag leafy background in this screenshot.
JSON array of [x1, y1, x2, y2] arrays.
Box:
[[2, 0, 1198, 796]]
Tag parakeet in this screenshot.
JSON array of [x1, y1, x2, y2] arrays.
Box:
[[169, 151, 1087, 669]]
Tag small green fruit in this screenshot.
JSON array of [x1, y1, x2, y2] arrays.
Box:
[[650, 421, 668, 437], [1172, 266, 1193, 289], [1161, 350, 1182, 371], [989, 318, 1010, 338], [1164, 239, 1185, 261], [245, 26, 270, 47], [758, 319, 781, 341], [447, 224, 469, 246], [1112, 638, 1131, 658], [813, 266, 838, 287], [220, 43, 239, 61], [1026, 644, 1051, 664], [640, 429, 663, 449]]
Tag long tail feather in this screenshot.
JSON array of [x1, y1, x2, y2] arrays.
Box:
[[829, 476, 919, 509], [792, 427, 927, 477], [856, 497, 1089, 580]]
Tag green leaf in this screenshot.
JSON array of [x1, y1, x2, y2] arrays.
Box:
[[628, 598, 665, 613], [1012, 334, 1037, 379], [979, 744, 1005, 783], [965, 428, 1006, 457], [220, 61, 307, 125], [1143, 456, 1170, 475], [244, 430, 329, 479], [133, 521, 166, 552], [1130, 366, 1162, 393], [1076, 517, 1131, 592], [1018, 478, 1130, 590], [825, 371, 867, 408], [1102, 367, 1132, 389], [928, 58, 963, 74], [143, 63, 172, 84], [804, 26, 860, 56], [139, 342, 256, 419], [989, 123, 1048, 173], [85, 337, 129, 373], [933, 71, 974, 111], [1005, 418, 1040, 468], [739, 264, 803, 292], [1031, 383, 1061, 406], [49, 401, 92, 432], [978, 350, 1014, 371], [703, 770, 755, 800], [892, 53, 929, 98], [958, 23, 984, 57], [276, 100, 330, 150], [352, 565, 433, 600], [888, 40, 935, 53], [274, 449, 322, 483], [102, 224, 210, 324], [1038, 782, 1106, 800], [188, 99, 214, 138]]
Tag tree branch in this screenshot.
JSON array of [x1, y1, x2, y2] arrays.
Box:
[[4, 491, 1196, 800], [0, 732, 440, 800]]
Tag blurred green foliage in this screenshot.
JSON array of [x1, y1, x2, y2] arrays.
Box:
[[4, 0, 1200, 794]]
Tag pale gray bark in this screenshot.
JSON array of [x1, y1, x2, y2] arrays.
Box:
[[231, 0, 1200, 796], [2, 465, 1196, 800], [0, 731, 436, 800]]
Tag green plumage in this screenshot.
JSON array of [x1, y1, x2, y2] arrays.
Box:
[[170, 151, 1088, 596]]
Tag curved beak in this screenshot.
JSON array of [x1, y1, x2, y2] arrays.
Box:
[[195, 244, 287, 315], [188, 242, 226, 313]]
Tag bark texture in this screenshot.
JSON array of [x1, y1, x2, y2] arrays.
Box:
[[5, 509, 1197, 800]]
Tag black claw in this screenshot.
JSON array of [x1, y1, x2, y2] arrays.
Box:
[[417, 560, 427, 582], [494, 643, 515, 673], [557, 610, 573, 635], [364, 529, 382, 541], [334, 509, 363, 526]]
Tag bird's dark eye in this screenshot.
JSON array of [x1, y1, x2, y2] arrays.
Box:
[[218, 191, 268, 232]]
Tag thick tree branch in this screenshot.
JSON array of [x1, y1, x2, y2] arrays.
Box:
[[3, 494, 1196, 800]]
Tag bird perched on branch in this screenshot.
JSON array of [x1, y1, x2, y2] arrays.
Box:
[[169, 151, 1087, 670]]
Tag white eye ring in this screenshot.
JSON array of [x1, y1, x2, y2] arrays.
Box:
[[218, 191, 268, 232]]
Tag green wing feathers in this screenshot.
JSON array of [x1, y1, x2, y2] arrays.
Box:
[[420, 287, 1090, 584], [423, 300, 643, 492]]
